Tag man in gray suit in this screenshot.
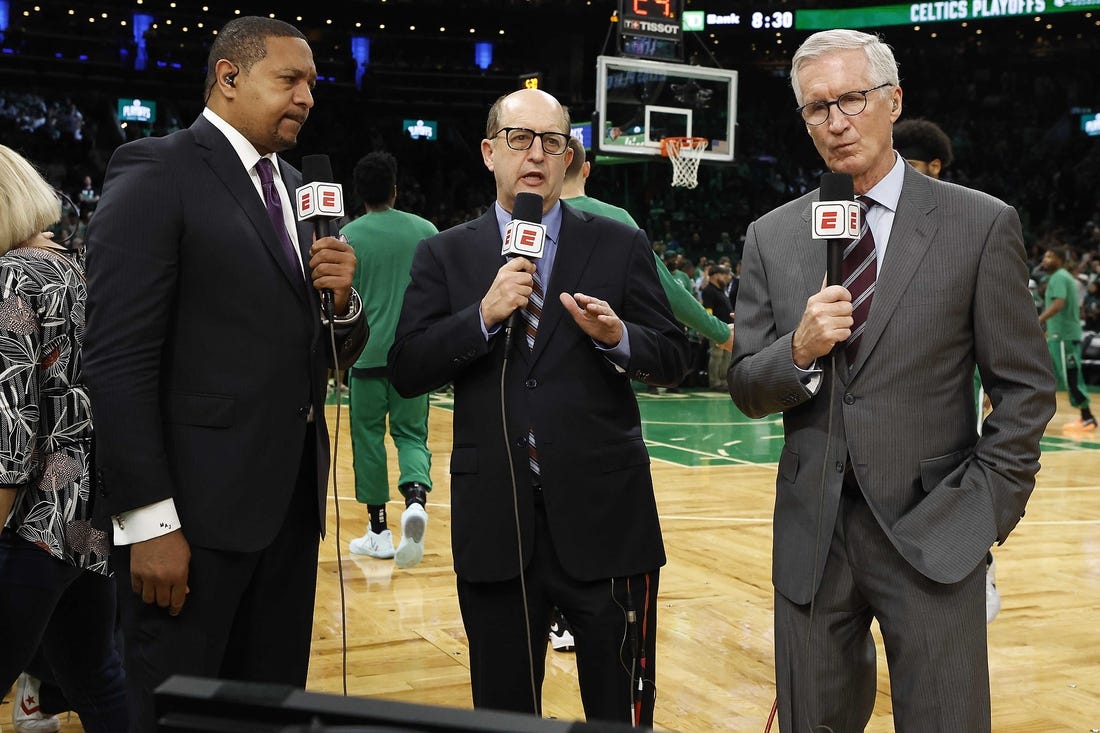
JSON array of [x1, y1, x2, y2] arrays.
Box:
[[728, 30, 1054, 732]]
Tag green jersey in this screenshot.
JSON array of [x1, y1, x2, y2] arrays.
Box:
[[1044, 268, 1082, 341], [341, 208, 438, 369]]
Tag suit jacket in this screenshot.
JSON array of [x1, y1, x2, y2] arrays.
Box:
[[729, 164, 1055, 605], [389, 203, 691, 583], [83, 115, 367, 552]]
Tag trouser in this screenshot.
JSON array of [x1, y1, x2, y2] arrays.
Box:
[[773, 482, 989, 732], [708, 342, 732, 390], [1048, 338, 1091, 408], [0, 532, 128, 732], [113, 441, 321, 732], [456, 496, 659, 726], [349, 373, 432, 505]]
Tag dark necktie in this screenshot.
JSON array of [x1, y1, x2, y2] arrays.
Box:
[[255, 157, 304, 285], [522, 270, 544, 478], [843, 195, 878, 364]]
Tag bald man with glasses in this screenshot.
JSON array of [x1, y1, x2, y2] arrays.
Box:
[[390, 88, 689, 725]]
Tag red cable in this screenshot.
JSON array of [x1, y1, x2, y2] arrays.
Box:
[[764, 696, 778, 732]]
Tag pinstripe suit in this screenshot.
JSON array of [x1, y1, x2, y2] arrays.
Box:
[[729, 162, 1055, 731]]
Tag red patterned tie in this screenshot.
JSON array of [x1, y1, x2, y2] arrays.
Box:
[[843, 196, 877, 364]]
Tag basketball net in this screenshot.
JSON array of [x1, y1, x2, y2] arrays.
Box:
[[664, 137, 709, 189]]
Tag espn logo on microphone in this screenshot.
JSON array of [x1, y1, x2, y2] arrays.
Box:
[[811, 200, 860, 239], [295, 182, 345, 220], [501, 220, 546, 259]]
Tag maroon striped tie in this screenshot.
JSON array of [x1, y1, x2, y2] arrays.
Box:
[[843, 196, 877, 364], [522, 271, 544, 477]]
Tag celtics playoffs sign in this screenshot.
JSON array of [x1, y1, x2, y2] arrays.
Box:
[[797, 0, 1100, 29]]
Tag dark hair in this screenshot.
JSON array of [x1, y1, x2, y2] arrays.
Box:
[[204, 16, 306, 99], [353, 152, 398, 207], [893, 119, 954, 168], [565, 136, 586, 179]]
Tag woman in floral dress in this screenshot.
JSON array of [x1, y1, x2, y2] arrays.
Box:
[[0, 144, 126, 731]]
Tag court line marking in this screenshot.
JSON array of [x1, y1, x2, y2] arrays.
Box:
[[335, 498, 1098, 527], [644, 439, 774, 467]]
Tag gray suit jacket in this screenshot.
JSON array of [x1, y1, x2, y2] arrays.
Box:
[[729, 163, 1055, 604]]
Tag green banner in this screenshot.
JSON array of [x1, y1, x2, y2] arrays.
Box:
[[797, 0, 1100, 30]]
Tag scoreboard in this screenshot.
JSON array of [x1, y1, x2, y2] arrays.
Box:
[[676, 0, 1100, 33]]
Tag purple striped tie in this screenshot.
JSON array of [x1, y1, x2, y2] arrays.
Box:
[[843, 196, 877, 364]]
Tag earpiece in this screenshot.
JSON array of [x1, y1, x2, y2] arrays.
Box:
[[892, 101, 898, 110], [224, 73, 236, 87]]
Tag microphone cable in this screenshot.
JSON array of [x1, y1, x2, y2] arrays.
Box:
[[323, 303, 350, 697], [500, 338, 540, 715]]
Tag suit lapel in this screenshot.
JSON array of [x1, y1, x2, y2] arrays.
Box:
[[191, 117, 310, 305], [529, 205, 596, 366], [849, 166, 937, 375], [282, 161, 313, 296], [798, 201, 824, 299]]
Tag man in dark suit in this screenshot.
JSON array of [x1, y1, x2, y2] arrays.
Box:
[[83, 16, 366, 729], [389, 88, 689, 725], [728, 30, 1054, 732]]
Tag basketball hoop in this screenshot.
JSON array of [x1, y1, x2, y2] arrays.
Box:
[[660, 136, 709, 189]]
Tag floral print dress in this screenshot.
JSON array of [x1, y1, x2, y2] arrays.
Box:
[[0, 243, 109, 574]]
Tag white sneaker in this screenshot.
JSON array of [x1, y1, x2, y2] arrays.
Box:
[[12, 673, 61, 733], [549, 609, 575, 653], [395, 503, 428, 568], [985, 557, 1001, 624], [349, 529, 395, 559]]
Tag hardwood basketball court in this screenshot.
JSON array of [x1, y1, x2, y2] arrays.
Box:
[[17, 388, 1100, 731]]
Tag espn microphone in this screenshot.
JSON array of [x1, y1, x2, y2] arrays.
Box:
[[811, 172, 859, 287], [296, 154, 345, 319], [502, 191, 546, 356]]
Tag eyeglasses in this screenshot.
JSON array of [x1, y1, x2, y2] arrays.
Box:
[[50, 189, 81, 246], [493, 127, 570, 155], [796, 82, 894, 126]]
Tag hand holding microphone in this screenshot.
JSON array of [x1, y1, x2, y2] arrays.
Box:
[[490, 192, 546, 354], [791, 172, 861, 367], [481, 257, 539, 330], [296, 154, 354, 319]]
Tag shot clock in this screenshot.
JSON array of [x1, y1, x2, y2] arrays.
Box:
[[618, 0, 684, 42]]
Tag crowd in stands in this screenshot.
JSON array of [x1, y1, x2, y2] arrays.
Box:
[[4, 18, 1099, 328]]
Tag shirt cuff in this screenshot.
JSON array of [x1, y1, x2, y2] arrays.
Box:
[[595, 327, 630, 373], [112, 498, 182, 545], [797, 358, 823, 395]]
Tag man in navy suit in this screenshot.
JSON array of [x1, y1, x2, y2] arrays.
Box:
[[84, 16, 366, 729], [389, 88, 689, 725]]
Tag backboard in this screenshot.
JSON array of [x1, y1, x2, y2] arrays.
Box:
[[594, 55, 738, 163]]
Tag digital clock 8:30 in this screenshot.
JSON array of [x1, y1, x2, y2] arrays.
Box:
[[751, 11, 794, 29]]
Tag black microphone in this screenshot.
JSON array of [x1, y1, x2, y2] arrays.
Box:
[[502, 191, 546, 356], [296, 154, 346, 320], [812, 172, 858, 287]]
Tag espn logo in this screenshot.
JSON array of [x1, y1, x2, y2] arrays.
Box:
[[811, 200, 860, 239], [501, 220, 546, 259], [295, 182, 345, 220]]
